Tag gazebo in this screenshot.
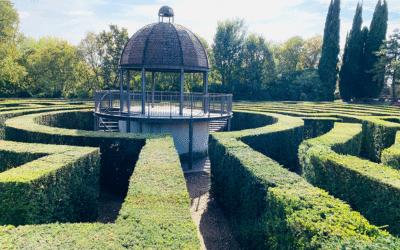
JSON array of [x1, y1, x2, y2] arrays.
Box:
[[94, 6, 233, 168]]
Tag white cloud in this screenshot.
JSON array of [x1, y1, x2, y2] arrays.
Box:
[[67, 10, 95, 16], [18, 11, 30, 19], [14, 0, 400, 49]]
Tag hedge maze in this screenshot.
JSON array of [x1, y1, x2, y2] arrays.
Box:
[[2, 99, 400, 249], [0, 99, 199, 249], [211, 101, 400, 249]]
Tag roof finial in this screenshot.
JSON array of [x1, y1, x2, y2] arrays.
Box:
[[158, 6, 174, 23]]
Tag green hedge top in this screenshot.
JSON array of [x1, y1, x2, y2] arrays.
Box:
[[0, 139, 98, 175], [0, 137, 199, 249], [299, 122, 400, 235], [222, 110, 304, 140], [301, 122, 362, 150], [4, 109, 166, 141], [209, 133, 389, 249]]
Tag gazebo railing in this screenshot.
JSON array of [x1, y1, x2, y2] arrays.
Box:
[[95, 90, 232, 118]]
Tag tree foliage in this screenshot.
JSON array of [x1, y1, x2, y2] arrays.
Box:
[[371, 29, 400, 100], [212, 18, 246, 94], [339, 3, 363, 101], [275, 36, 304, 73], [297, 35, 323, 71], [19, 37, 80, 97], [0, 5, 329, 101], [0, 0, 26, 96], [364, 0, 388, 98], [318, 0, 341, 101]]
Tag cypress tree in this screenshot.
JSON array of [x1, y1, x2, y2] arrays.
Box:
[[356, 26, 370, 98], [318, 0, 341, 101], [364, 0, 388, 98], [339, 3, 363, 101]]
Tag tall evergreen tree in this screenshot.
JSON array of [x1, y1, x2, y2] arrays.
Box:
[[364, 0, 388, 98], [318, 0, 341, 101], [339, 2, 363, 101]]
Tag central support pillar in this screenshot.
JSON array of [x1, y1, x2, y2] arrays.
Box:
[[203, 71, 208, 113], [142, 68, 146, 115], [151, 72, 155, 108], [119, 68, 123, 114], [127, 70, 131, 115], [180, 68, 184, 116]]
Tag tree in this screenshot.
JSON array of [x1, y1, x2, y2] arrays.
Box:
[[275, 36, 304, 73], [97, 25, 129, 90], [364, 0, 388, 98], [77, 31, 104, 90], [297, 34, 323, 71], [0, 0, 26, 96], [339, 2, 363, 101], [371, 29, 400, 100], [293, 70, 325, 101], [318, 0, 341, 101], [20, 37, 79, 97], [212, 18, 246, 95], [240, 34, 275, 99]]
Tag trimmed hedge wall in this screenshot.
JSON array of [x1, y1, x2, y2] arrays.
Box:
[[209, 132, 390, 250], [4, 109, 163, 196], [0, 105, 92, 139], [222, 111, 304, 172], [382, 131, 400, 169], [360, 117, 400, 163], [230, 111, 277, 131], [299, 123, 400, 235], [0, 137, 199, 249], [0, 140, 100, 226], [301, 117, 341, 140]]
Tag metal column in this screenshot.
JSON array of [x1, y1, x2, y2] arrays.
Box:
[[127, 70, 131, 115], [126, 70, 131, 133], [151, 72, 155, 108], [203, 71, 209, 113], [180, 68, 184, 116], [142, 68, 146, 115], [119, 68, 123, 114]]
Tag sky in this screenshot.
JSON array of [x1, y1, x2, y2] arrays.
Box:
[[14, 0, 400, 49]]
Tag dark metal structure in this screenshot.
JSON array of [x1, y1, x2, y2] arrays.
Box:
[[94, 6, 232, 169]]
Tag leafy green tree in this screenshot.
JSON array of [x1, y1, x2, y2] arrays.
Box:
[[318, 0, 341, 101], [0, 0, 26, 96], [364, 0, 388, 98], [77, 31, 104, 91], [371, 28, 400, 100], [240, 34, 275, 99], [19, 37, 78, 97], [293, 70, 325, 101], [297, 34, 323, 71], [212, 18, 246, 95], [275, 36, 304, 73], [97, 25, 129, 90], [339, 3, 363, 101]]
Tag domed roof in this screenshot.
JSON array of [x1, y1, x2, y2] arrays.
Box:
[[120, 22, 209, 72]]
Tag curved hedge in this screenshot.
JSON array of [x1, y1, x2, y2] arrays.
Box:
[[4, 109, 165, 196], [0, 140, 100, 226], [0, 137, 199, 249], [0, 105, 92, 139], [209, 112, 394, 249], [299, 122, 400, 235]]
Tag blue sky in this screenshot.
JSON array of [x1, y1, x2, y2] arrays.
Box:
[[14, 0, 400, 49]]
